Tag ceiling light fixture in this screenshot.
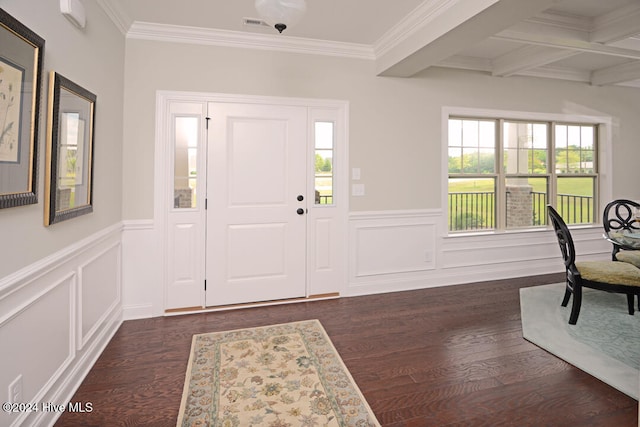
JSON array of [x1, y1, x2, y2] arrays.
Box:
[[254, 0, 306, 34]]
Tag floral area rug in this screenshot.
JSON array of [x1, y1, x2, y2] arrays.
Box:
[[177, 319, 381, 426]]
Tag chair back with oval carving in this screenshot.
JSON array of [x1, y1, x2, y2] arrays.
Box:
[[603, 199, 640, 257], [603, 199, 640, 234]]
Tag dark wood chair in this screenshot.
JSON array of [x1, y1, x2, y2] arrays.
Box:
[[603, 199, 640, 267], [547, 205, 640, 325]]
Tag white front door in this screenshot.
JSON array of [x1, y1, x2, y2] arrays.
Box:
[[205, 102, 308, 306]]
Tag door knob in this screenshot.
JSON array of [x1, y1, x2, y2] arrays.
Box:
[[297, 208, 305, 215], [297, 195, 304, 201]]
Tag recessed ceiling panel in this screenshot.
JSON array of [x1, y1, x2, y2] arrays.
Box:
[[455, 38, 526, 60], [552, 52, 634, 71], [547, 0, 637, 18]]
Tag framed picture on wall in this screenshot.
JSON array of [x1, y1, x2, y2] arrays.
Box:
[[0, 8, 45, 209], [45, 72, 96, 226]]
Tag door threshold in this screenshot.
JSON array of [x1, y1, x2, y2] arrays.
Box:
[[164, 292, 340, 316]]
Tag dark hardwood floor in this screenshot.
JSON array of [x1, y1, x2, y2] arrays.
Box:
[[55, 273, 638, 426]]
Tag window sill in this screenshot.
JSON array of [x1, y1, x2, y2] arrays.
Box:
[[445, 223, 602, 239]]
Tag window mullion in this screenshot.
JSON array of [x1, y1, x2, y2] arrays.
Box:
[[549, 121, 557, 221], [592, 124, 599, 223], [496, 119, 506, 230]]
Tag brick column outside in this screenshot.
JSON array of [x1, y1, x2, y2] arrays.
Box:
[[506, 184, 533, 228]]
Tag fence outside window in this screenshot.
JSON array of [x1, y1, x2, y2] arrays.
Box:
[[448, 191, 593, 232]]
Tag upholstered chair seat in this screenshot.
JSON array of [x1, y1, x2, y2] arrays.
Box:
[[576, 261, 640, 286], [614, 251, 640, 269]]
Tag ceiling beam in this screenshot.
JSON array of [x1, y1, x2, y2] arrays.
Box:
[[517, 65, 590, 83], [493, 28, 640, 60], [439, 55, 592, 83], [375, 0, 561, 77], [591, 60, 640, 86], [491, 45, 578, 77], [438, 55, 492, 72]]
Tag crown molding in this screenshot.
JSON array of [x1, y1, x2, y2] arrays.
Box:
[[97, 0, 132, 35], [373, 0, 457, 58], [126, 21, 375, 60]]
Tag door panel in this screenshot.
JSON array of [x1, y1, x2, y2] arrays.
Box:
[[229, 120, 287, 205], [227, 223, 286, 279], [206, 103, 307, 306]]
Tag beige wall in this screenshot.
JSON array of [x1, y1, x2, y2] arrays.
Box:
[[122, 39, 640, 219], [0, 2, 125, 278]]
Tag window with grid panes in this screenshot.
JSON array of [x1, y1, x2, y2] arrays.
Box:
[[448, 117, 597, 232]]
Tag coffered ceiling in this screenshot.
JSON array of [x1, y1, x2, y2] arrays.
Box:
[[98, 0, 640, 88]]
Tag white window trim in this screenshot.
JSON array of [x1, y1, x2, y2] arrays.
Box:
[[441, 106, 613, 236]]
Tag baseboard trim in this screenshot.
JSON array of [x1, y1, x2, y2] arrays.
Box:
[[35, 308, 122, 427], [346, 259, 565, 297], [122, 303, 155, 320]]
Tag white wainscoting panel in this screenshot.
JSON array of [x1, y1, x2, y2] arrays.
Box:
[[0, 223, 122, 427], [349, 210, 439, 295], [79, 243, 122, 350], [348, 210, 609, 297], [0, 274, 75, 427], [121, 220, 161, 319], [355, 223, 436, 276]]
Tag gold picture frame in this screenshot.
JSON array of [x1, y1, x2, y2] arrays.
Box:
[[0, 8, 44, 208], [45, 72, 96, 226]]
